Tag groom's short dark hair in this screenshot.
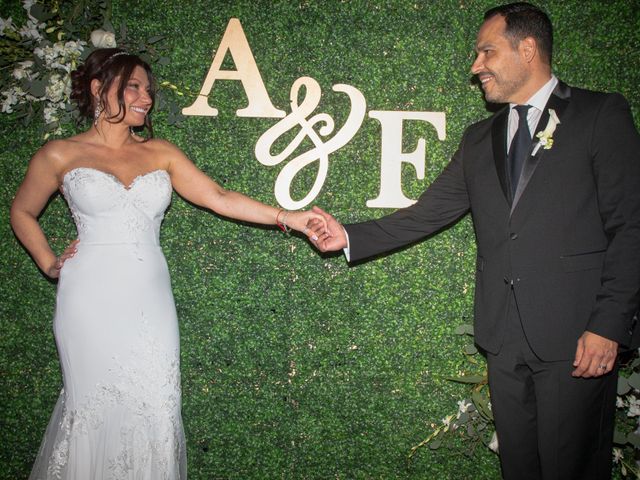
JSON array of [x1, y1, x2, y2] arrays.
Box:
[[485, 2, 553, 66]]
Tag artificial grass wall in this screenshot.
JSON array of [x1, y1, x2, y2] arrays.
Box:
[[2, 0, 639, 478]]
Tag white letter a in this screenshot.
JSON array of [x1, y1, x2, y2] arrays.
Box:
[[182, 18, 285, 118]]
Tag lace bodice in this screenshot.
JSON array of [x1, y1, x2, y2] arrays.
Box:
[[62, 167, 172, 246]]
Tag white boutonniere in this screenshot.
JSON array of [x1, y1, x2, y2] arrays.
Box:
[[532, 108, 560, 155]]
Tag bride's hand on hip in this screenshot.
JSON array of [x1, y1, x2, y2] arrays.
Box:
[[46, 239, 79, 278]]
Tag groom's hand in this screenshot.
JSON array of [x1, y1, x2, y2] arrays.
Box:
[[307, 206, 347, 252], [572, 331, 618, 378]]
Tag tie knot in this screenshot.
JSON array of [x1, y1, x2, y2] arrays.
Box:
[[514, 104, 531, 119]]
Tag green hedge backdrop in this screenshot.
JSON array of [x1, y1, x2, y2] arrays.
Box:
[[1, 0, 639, 478]]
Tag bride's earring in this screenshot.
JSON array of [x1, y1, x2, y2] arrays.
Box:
[[94, 101, 103, 127]]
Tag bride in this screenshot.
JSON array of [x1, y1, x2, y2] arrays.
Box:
[[10, 48, 326, 480]]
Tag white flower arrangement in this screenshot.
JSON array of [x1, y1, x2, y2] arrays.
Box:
[[532, 108, 561, 155], [0, 1, 94, 137], [1, 0, 183, 138]]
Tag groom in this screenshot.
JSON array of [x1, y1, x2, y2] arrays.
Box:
[[308, 2, 640, 479]]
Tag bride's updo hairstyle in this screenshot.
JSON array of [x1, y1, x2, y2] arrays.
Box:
[[71, 48, 155, 137]]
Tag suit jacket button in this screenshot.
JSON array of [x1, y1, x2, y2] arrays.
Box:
[[510, 232, 518, 240]]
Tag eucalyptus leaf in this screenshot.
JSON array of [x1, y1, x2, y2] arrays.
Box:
[[147, 35, 164, 44], [103, 19, 115, 34], [627, 432, 640, 448], [43, 121, 58, 132], [617, 375, 631, 396], [444, 374, 485, 384], [627, 372, 640, 390], [472, 390, 493, 421], [455, 324, 474, 336], [429, 440, 441, 450], [119, 22, 128, 41], [613, 428, 628, 445], [27, 79, 47, 97], [464, 344, 478, 355], [29, 5, 56, 22]]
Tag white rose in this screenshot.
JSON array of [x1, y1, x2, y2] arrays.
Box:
[[90, 29, 117, 48]]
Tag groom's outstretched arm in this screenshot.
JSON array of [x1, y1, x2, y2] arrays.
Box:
[[307, 137, 471, 261]]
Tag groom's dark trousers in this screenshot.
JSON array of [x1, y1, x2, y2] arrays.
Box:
[[343, 82, 640, 479]]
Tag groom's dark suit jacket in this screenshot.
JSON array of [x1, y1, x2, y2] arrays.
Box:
[[345, 81, 640, 361]]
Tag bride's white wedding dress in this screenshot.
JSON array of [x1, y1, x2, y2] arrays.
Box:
[[29, 167, 187, 480]]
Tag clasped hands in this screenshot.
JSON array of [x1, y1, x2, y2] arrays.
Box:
[[304, 206, 618, 379], [304, 206, 346, 252]]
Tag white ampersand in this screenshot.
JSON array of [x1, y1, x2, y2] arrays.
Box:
[[255, 76, 366, 210]]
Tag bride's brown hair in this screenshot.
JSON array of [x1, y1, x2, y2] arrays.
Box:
[[70, 48, 155, 137]]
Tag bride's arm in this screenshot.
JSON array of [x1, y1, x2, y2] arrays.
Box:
[[163, 141, 327, 237], [10, 143, 77, 278]]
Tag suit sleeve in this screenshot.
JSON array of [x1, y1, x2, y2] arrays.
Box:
[[586, 93, 640, 345], [344, 132, 471, 262]]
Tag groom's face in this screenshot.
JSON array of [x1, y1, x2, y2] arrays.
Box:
[[471, 15, 530, 104]]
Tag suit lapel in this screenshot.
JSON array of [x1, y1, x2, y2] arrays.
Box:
[[491, 107, 511, 205], [511, 82, 571, 213]]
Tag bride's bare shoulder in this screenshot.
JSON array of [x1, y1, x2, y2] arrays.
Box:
[[30, 133, 92, 174], [142, 137, 181, 152], [139, 137, 187, 163]]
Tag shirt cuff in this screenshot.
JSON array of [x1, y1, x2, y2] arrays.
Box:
[[343, 227, 351, 262]]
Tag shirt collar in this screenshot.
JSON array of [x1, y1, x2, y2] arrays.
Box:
[[510, 75, 558, 113]]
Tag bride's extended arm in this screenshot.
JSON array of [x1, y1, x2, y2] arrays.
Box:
[[10, 144, 77, 278], [165, 142, 329, 238]]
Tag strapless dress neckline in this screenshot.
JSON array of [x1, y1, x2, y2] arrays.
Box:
[[63, 166, 169, 191]]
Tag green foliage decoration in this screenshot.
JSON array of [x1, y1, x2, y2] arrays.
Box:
[[1, 1, 639, 479]]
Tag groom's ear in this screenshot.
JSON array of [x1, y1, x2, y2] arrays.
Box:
[[520, 36, 537, 64]]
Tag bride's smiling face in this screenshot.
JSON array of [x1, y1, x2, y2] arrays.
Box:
[[95, 65, 153, 127], [119, 66, 153, 126]]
